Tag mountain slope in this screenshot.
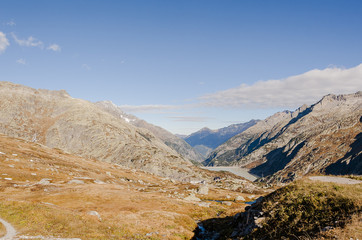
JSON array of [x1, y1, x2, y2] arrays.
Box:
[[184, 120, 259, 157], [0, 133, 261, 239], [205, 92, 362, 183], [0, 82, 199, 180], [95, 101, 204, 163]]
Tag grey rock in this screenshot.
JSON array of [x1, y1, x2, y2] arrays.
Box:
[[235, 195, 245, 201], [67, 179, 85, 184], [38, 178, 52, 185], [184, 194, 201, 202], [88, 211, 102, 221], [197, 185, 209, 195]]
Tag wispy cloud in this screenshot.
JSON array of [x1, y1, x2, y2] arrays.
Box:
[[4, 20, 16, 26], [11, 33, 44, 48], [47, 44, 61, 52], [16, 58, 26, 64], [168, 116, 211, 122], [200, 64, 362, 109], [0, 32, 10, 54], [82, 64, 91, 71], [119, 104, 178, 113]]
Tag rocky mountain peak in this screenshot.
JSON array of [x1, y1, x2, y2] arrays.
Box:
[[0, 82, 207, 180], [205, 91, 361, 183]]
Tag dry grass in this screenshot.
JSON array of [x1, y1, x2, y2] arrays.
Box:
[[0, 222, 5, 237], [246, 179, 362, 239], [0, 134, 257, 239]]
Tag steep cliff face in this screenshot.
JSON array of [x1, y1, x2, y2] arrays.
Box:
[[0, 82, 198, 180], [205, 92, 362, 183], [95, 101, 204, 163]]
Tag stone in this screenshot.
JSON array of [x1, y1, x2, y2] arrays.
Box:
[[222, 201, 232, 206], [197, 185, 209, 195], [88, 211, 102, 221], [235, 195, 245, 201], [94, 179, 106, 184], [67, 179, 85, 184], [184, 194, 201, 202], [198, 202, 210, 208], [38, 178, 52, 185]]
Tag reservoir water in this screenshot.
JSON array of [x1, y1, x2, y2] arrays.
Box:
[[202, 166, 259, 181]]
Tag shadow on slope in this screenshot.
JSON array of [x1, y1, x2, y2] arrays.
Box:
[[325, 132, 362, 175], [249, 141, 306, 178]]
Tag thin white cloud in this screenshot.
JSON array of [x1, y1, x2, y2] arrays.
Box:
[[119, 104, 178, 113], [0, 32, 10, 54], [47, 44, 61, 52], [168, 116, 211, 122], [200, 64, 362, 109], [5, 20, 16, 26], [16, 58, 26, 64], [11, 33, 43, 48], [82, 64, 91, 70]]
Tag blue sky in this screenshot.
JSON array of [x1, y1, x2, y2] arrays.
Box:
[[1, 0, 362, 134]]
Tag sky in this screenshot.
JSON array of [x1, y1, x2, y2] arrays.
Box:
[[1, 0, 362, 134]]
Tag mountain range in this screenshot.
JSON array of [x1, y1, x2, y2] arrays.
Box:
[[182, 120, 259, 157], [0, 82, 205, 181], [205, 91, 362, 183], [0, 81, 360, 185]]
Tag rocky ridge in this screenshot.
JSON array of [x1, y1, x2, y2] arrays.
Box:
[[95, 101, 204, 163], [184, 120, 259, 158], [0, 82, 200, 181], [205, 92, 362, 183]]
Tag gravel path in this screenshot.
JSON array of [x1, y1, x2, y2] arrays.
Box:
[[0, 217, 17, 240], [309, 176, 362, 185]]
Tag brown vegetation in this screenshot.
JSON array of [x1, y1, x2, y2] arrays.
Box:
[[0, 134, 258, 239]]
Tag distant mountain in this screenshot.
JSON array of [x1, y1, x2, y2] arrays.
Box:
[[184, 120, 259, 157], [96, 101, 204, 163], [205, 92, 362, 183], [0, 82, 202, 180]]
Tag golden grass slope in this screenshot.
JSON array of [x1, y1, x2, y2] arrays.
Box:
[[0, 134, 261, 239]]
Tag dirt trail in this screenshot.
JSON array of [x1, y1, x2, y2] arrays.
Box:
[[0, 218, 16, 240], [309, 176, 362, 184], [0, 217, 82, 240]]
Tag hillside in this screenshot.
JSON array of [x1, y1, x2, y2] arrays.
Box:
[[194, 178, 362, 239], [0, 134, 262, 239], [205, 92, 362, 183], [0, 82, 202, 181], [184, 120, 259, 158], [96, 101, 204, 163]]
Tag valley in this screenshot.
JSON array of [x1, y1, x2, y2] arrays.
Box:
[[0, 82, 360, 240], [0, 134, 263, 239]]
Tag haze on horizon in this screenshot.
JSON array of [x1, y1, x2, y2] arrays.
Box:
[[1, 0, 362, 134]]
